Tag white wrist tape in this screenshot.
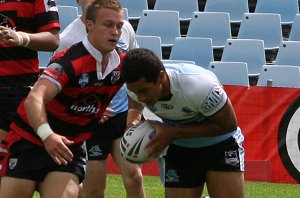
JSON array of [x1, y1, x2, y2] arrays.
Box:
[[15, 31, 23, 46], [37, 123, 54, 141], [22, 32, 30, 47]]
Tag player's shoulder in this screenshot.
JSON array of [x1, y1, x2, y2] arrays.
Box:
[[165, 64, 219, 85]]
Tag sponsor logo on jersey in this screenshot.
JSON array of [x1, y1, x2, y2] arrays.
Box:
[[47, 0, 57, 11], [111, 71, 121, 84], [0, 14, 8, 26], [201, 85, 224, 113], [182, 106, 194, 114], [69, 94, 103, 115], [0, 14, 17, 47], [70, 104, 100, 114], [161, 104, 173, 110], [79, 73, 89, 88], [46, 63, 64, 78], [117, 38, 128, 51]]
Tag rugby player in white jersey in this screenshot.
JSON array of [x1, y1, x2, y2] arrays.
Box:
[[121, 48, 245, 198]]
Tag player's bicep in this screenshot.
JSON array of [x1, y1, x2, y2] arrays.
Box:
[[206, 98, 238, 132]]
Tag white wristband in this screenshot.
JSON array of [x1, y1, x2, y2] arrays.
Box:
[[37, 123, 54, 141], [22, 32, 30, 47], [15, 31, 23, 46]]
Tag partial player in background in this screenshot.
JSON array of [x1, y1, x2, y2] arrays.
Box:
[[0, 0, 60, 142], [121, 48, 245, 198], [53, 0, 145, 198], [0, 1, 137, 197]]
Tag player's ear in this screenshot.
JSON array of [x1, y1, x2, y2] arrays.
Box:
[[158, 70, 167, 82]]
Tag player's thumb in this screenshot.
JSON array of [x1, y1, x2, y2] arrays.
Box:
[[62, 136, 74, 145]]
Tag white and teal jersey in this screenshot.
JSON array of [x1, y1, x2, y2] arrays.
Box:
[[128, 63, 242, 148]]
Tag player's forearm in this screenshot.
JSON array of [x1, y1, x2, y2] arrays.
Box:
[[24, 91, 49, 132], [26, 29, 60, 51], [126, 97, 144, 127]]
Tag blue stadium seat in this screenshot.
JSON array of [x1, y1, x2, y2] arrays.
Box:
[[221, 39, 266, 77], [136, 10, 181, 47], [123, 8, 128, 20], [38, 51, 51, 69], [135, 35, 162, 59], [154, 0, 198, 21], [237, 13, 283, 51], [289, 14, 300, 41], [208, 61, 250, 86], [57, 5, 79, 32], [257, 65, 300, 88], [187, 12, 231, 49], [55, 0, 82, 15], [275, 41, 300, 66], [255, 0, 299, 25], [119, 0, 148, 20], [161, 59, 196, 65], [169, 37, 214, 68], [204, 0, 249, 23]]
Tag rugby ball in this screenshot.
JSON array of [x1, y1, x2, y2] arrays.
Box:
[[120, 120, 156, 164]]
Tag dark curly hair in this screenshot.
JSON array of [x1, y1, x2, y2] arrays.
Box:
[[121, 48, 165, 83]]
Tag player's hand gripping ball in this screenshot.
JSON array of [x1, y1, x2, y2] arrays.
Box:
[[120, 120, 157, 164]]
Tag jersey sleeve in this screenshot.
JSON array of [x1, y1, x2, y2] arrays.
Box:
[[34, 0, 60, 32], [182, 74, 228, 117], [40, 58, 72, 92]]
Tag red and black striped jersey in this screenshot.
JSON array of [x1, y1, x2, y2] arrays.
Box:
[[11, 42, 125, 146], [0, 0, 60, 87]]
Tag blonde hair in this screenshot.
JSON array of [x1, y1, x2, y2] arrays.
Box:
[[85, 0, 123, 22]]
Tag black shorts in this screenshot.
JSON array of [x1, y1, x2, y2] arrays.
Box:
[[159, 135, 245, 188], [0, 87, 31, 131], [5, 138, 86, 183], [86, 111, 127, 160]]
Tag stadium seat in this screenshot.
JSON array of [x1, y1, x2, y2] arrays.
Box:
[[257, 65, 300, 88], [169, 37, 214, 68], [288, 14, 300, 41], [57, 5, 79, 32], [186, 12, 231, 49], [119, 0, 148, 20], [221, 39, 266, 77], [136, 10, 181, 47], [254, 0, 299, 25], [55, 0, 81, 15], [237, 13, 283, 51], [38, 51, 51, 69], [275, 41, 300, 66], [208, 61, 250, 86], [204, 0, 249, 23], [161, 59, 196, 65], [135, 35, 163, 59], [153, 0, 198, 21], [123, 8, 128, 20]]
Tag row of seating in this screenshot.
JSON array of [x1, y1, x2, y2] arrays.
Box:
[[136, 10, 300, 48], [122, 0, 299, 24], [137, 35, 300, 85], [45, 1, 300, 88], [208, 62, 300, 88]]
